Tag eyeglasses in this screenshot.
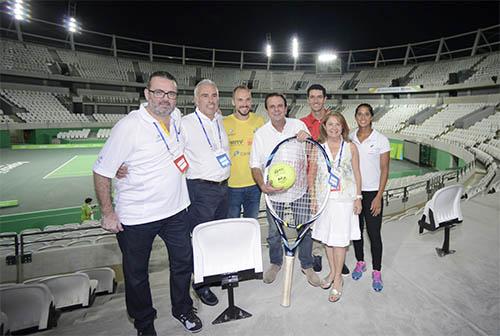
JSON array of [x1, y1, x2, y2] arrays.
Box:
[[147, 89, 177, 99]]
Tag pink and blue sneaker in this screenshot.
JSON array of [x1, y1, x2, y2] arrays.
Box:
[[372, 270, 383, 292], [351, 261, 366, 280]]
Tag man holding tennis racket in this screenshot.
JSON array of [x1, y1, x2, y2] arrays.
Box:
[[250, 93, 321, 288]]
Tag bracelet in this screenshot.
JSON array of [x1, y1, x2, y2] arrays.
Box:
[[355, 195, 363, 200]]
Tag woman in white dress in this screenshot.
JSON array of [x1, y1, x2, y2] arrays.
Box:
[[312, 111, 363, 302]]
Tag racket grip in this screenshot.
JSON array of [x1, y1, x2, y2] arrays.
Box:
[[281, 255, 295, 307]]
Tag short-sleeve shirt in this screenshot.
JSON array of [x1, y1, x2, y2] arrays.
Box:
[[181, 109, 231, 182], [250, 118, 309, 171], [300, 112, 322, 140], [350, 128, 390, 191], [223, 113, 264, 188], [93, 104, 190, 225]]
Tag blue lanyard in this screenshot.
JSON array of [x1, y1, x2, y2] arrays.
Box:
[[325, 141, 343, 169], [153, 121, 179, 152], [195, 111, 222, 150], [337, 140, 344, 169]]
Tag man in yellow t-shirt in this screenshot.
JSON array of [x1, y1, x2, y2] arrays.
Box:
[[223, 85, 264, 218]]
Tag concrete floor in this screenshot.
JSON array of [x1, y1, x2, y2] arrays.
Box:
[[38, 192, 500, 336]]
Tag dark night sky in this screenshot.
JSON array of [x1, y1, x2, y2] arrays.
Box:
[[28, 1, 500, 52]]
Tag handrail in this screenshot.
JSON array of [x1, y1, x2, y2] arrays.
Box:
[[1, 10, 498, 71]]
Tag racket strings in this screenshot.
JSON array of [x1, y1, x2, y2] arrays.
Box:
[[267, 139, 330, 228]]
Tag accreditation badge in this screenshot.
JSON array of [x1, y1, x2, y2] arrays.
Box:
[[215, 150, 231, 168], [328, 170, 341, 192], [173, 154, 189, 173]]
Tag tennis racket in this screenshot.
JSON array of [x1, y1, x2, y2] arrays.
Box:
[[264, 136, 331, 307]]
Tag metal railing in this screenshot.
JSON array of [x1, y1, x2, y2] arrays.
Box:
[[1, 10, 498, 71]]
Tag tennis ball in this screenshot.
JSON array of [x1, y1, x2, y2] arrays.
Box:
[[269, 163, 296, 189]]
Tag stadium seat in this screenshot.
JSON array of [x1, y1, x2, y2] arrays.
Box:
[[0, 311, 9, 336], [33, 273, 98, 309], [94, 235, 117, 244], [77, 267, 117, 294], [418, 184, 464, 256], [0, 284, 58, 333], [192, 218, 263, 324]]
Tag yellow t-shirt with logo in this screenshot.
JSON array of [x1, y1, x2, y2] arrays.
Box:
[[223, 113, 265, 188]]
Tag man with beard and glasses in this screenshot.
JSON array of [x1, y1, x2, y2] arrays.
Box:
[[181, 79, 231, 307], [300, 84, 351, 277], [223, 85, 264, 219], [93, 71, 202, 335]]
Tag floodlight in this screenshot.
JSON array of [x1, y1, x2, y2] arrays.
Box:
[[318, 52, 338, 62], [266, 43, 272, 58], [64, 16, 81, 34], [7, 0, 31, 21], [292, 37, 299, 59]]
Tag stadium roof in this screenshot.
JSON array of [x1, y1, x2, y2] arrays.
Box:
[[31, 1, 500, 52]]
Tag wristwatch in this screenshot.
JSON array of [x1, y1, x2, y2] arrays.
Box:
[[355, 195, 363, 200]]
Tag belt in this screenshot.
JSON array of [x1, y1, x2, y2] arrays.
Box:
[[190, 179, 228, 186]]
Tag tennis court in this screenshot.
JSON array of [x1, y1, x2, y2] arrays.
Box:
[[0, 146, 435, 231], [43, 154, 97, 179]]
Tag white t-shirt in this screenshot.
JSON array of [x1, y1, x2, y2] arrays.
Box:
[[250, 118, 308, 171], [93, 104, 190, 225], [350, 128, 390, 192], [181, 109, 231, 182], [250, 118, 309, 203]]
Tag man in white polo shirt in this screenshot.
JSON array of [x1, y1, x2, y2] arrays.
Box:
[[250, 93, 321, 287], [182, 79, 230, 306], [93, 72, 202, 335]]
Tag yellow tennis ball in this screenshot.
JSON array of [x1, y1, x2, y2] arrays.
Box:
[[269, 163, 296, 189]]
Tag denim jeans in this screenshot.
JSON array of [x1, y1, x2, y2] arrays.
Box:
[[227, 184, 261, 219], [265, 200, 314, 269]]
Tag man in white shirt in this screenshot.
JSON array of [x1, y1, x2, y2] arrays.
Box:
[[250, 93, 321, 287], [93, 72, 202, 335], [182, 79, 231, 306]]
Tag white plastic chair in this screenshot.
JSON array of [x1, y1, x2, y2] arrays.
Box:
[[0, 311, 8, 336], [0, 284, 57, 332], [418, 184, 464, 256], [192, 218, 263, 324], [77, 267, 117, 294], [36, 273, 98, 309]]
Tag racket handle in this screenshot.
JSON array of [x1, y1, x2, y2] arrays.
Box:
[[281, 255, 295, 307]]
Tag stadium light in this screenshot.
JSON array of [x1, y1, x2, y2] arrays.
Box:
[[318, 52, 338, 62], [266, 43, 272, 58], [292, 37, 299, 59], [7, 0, 31, 21], [64, 16, 81, 34]]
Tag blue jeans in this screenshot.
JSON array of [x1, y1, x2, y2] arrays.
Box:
[[266, 203, 314, 269], [227, 185, 261, 219]]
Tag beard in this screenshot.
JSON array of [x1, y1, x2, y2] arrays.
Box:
[[150, 101, 175, 117], [237, 107, 250, 116]]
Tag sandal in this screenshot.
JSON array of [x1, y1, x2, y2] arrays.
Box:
[[320, 276, 334, 290], [328, 279, 343, 302]]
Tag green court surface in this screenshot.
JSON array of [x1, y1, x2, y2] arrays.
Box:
[[44, 155, 97, 179], [0, 147, 436, 233]]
